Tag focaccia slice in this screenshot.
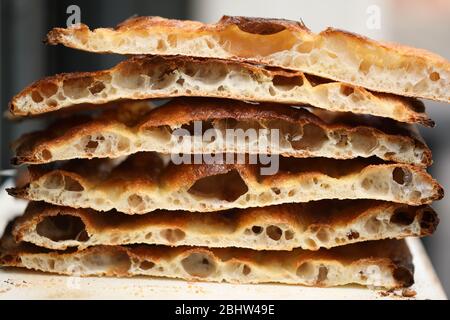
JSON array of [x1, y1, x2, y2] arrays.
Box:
[[7, 153, 443, 214], [9, 56, 431, 126], [0, 226, 414, 289], [45, 16, 450, 102], [12, 201, 438, 251], [12, 98, 431, 166]]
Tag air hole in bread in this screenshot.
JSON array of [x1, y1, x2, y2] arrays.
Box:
[[350, 128, 378, 153], [364, 217, 381, 234], [285, 230, 295, 240], [167, 34, 177, 46], [266, 225, 282, 240], [392, 167, 412, 185], [410, 190, 422, 202], [390, 207, 416, 226], [272, 75, 304, 90], [88, 81, 106, 94], [41, 149, 52, 161], [139, 260, 155, 270], [205, 39, 215, 49], [296, 261, 314, 278], [36, 214, 88, 242], [340, 84, 354, 96], [316, 228, 329, 243], [251, 226, 263, 234], [393, 266, 413, 287], [160, 228, 186, 243], [64, 176, 84, 192], [114, 69, 144, 89], [271, 187, 281, 195], [156, 39, 166, 50], [233, 18, 286, 35], [243, 264, 251, 276], [359, 59, 371, 75], [420, 210, 437, 229], [40, 82, 58, 98], [188, 170, 249, 202], [306, 238, 317, 249], [84, 251, 131, 274], [43, 172, 64, 189], [48, 259, 55, 270], [192, 64, 228, 84], [179, 120, 214, 136], [384, 151, 396, 159], [151, 72, 177, 90], [46, 99, 58, 108], [128, 194, 144, 210], [407, 99, 425, 113], [31, 91, 44, 103], [63, 77, 94, 99], [429, 72, 440, 81], [290, 123, 327, 151], [347, 230, 360, 240], [361, 178, 372, 190], [85, 140, 99, 152], [304, 74, 334, 87], [117, 137, 130, 151], [181, 252, 216, 278], [76, 230, 90, 242]]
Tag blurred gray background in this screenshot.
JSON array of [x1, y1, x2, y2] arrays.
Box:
[[1, 0, 449, 296]]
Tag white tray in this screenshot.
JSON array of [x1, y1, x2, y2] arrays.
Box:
[[0, 181, 447, 300]]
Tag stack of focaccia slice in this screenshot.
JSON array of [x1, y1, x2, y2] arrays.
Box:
[[2, 16, 448, 290]]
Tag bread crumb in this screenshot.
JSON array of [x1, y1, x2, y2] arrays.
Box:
[[402, 288, 416, 298]]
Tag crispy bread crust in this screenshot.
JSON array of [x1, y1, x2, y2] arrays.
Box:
[[7, 153, 444, 214], [45, 16, 450, 101], [0, 224, 414, 288], [12, 201, 438, 251], [11, 98, 432, 166], [8, 56, 431, 125]]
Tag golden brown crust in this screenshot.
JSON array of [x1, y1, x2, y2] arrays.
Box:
[[7, 153, 444, 214], [11, 98, 432, 166], [45, 16, 450, 101], [8, 55, 433, 126], [11, 201, 438, 251], [0, 222, 414, 288]]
